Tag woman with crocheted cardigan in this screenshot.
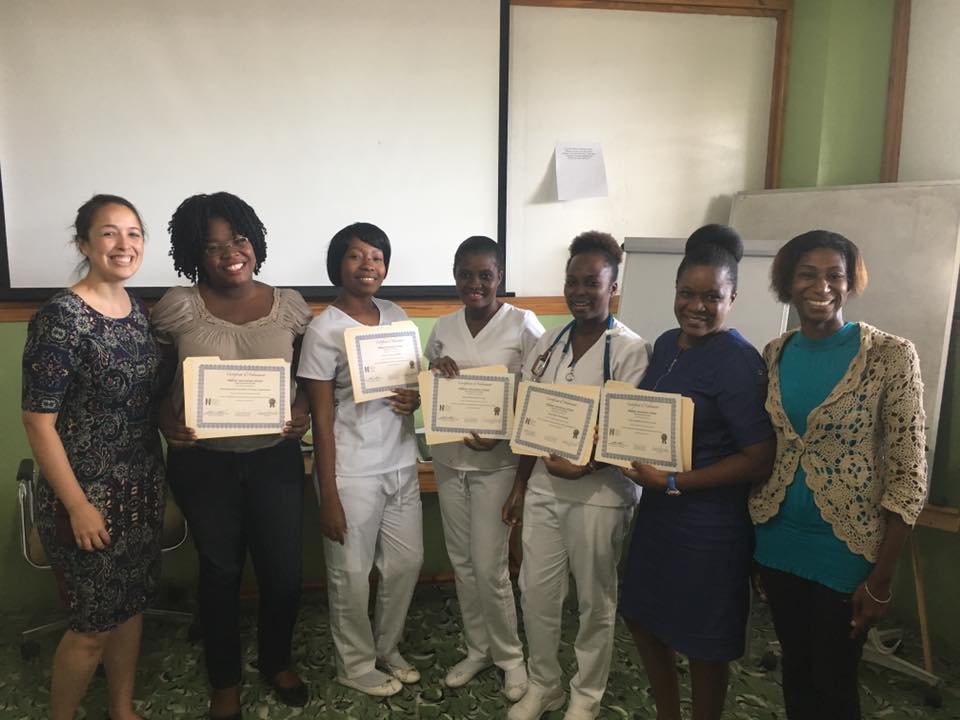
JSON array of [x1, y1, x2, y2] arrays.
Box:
[[751, 230, 927, 720]]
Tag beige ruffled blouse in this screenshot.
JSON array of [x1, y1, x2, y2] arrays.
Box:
[[151, 285, 313, 453]]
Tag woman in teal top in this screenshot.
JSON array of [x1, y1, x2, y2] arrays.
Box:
[[754, 320, 871, 589], [751, 230, 927, 720]]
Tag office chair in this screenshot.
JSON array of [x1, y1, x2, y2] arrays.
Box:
[[16, 458, 193, 660]]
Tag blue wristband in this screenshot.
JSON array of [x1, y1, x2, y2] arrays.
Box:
[[665, 473, 681, 496]]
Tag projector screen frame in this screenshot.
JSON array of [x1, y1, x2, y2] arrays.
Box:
[[0, 0, 511, 303]]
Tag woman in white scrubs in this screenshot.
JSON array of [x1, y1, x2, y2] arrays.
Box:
[[425, 236, 544, 700], [298, 223, 423, 698], [502, 232, 650, 720]]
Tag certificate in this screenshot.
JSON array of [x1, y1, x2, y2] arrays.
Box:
[[183, 356, 291, 439], [510, 382, 600, 466], [595, 384, 693, 472], [344, 321, 424, 403], [418, 365, 514, 445]]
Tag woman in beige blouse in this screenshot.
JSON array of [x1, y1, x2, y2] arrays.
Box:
[[152, 192, 313, 720]]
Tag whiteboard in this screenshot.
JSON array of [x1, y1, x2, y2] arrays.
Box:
[[730, 182, 960, 477], [506, 6, 776, 295], [619, 237, 788, 353], [0, 0, 501, 292]]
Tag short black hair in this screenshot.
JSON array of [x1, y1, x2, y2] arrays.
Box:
[[167, 192, 267, 283], [676, 224, 744, 292], [326, 222, 392, 286], [770, 229, 868, 302], [453, 235, 502, 273], [567, 230, 623, 281]]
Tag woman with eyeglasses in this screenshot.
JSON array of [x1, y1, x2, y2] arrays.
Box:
[[501, 231, 649, 720], [152, 192, 313, 720]]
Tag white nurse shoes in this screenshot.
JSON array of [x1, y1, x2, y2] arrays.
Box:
[[562, 702, 599, 720], [444, 656, 493, 688], [336, 669, 402, 697], [378, 652, 421, 684], [502, 664, 529, 702], [507, 684, 565, 720]]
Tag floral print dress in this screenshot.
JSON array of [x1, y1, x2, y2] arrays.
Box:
[[21, 290, 165, 632]]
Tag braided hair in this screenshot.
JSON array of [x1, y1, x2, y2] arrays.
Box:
[[167, 192, 267, 282]]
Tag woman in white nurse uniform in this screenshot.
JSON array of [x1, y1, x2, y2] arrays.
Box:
[[298, 222, 423, 698], [502, 231, 650, 720], [425, 236, 544, 701]]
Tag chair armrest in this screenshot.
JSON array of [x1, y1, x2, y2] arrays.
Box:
[[17, 458, 34, 484]]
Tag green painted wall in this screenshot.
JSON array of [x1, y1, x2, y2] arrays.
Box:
[[781, 0, 895, 188], [781, 0, 960, 657]]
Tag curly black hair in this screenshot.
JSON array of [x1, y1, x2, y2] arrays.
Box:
[[167, 192, 267, 282], [567, 230, 623, 280]]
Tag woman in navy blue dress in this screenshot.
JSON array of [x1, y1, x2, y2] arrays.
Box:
[[619, 225, 775, 720]]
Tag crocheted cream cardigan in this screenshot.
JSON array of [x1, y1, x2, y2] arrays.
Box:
[[749, 323, 927, 562]]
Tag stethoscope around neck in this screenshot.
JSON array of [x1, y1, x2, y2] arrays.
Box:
[[530, 314, 614, 383]]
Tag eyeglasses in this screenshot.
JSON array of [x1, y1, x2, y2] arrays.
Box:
[[204, 235, 251, 257]]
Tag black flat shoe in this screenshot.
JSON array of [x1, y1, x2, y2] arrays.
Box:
[[262, 674, 309, 708]]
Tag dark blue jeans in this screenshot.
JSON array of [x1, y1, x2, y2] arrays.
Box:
[[168, 440, 304, 688], [759, 565, 866, 720]]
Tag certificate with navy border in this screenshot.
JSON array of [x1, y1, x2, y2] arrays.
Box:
[[420, 368, 515, 445], [344, 321, 424, 403], [183, 357, 291, 439], [595, 385, 691, 472], [510, 382, 600, 467]]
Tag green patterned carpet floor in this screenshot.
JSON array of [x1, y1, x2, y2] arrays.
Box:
[[1, 583, 958, 719]]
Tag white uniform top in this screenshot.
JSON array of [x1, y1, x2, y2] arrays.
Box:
[[424, 303, 545, 471], [298, 298, 417, 477], [522, 318, 650, 508]]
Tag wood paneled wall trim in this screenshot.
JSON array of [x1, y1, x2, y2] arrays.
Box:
[[510, 0, 793, 189], [0, 295, 618, 323], [880, 0, 911, 183], [512, 0, 789, 12]]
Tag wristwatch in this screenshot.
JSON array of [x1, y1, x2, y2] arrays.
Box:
[[665, 473, 681, 496]]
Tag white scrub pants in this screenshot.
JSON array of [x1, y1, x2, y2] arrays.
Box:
[[520, 489, 633, 713], [434, 463, 524, 670], [321, 466, 424, 679]]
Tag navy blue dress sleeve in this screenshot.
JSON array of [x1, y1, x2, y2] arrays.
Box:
[[22, 295, 78, 413], [714, 339, 774, 450]]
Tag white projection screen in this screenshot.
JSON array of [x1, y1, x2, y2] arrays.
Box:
[[0, 0, 503, 297]]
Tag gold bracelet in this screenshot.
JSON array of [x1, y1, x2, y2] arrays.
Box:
[[864, 581, 892, 604]]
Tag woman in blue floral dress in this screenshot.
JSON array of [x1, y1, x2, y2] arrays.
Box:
[[21, 195, 165, 720]]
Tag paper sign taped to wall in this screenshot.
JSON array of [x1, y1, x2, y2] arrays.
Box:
[[556, 142, 608, 201]]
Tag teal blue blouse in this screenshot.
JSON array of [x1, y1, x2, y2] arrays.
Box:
[[755, 322, 872, 593]]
